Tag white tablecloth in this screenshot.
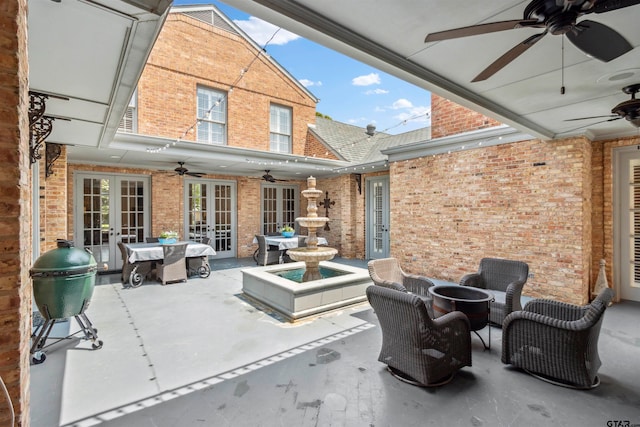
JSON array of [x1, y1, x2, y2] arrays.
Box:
[[125, 242, 216, 263], [252, 236, 328, 250]]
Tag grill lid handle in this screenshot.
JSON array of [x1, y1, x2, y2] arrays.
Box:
[[56, 239, 74, 248]]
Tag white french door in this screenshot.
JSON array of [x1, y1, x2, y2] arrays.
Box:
[[366, 176, 390, 259], [261, 184, 298, 234], [74, 173, 150, 271], [615, 148, 640, 302], [185, 179, 237, 259]]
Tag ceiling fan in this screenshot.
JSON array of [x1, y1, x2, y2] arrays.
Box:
[[173, 162, 205, 177], [565, 83, 640, 128], [424, 0, 639, 82], [261, 170, 288, 183]]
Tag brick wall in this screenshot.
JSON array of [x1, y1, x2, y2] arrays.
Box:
[[389, 136, 593, 305], [0, 1, 30, 425], [314, 171, 384, 259], [310, 175, 348, 256], [138, 13, 318, 156], [41, 145, 67, 252], [305, 131, 340, 160], [66, 164, 311, 259], [430, 94, 501, 138]]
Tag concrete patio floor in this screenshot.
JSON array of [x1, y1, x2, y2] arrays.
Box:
[[30, 257, 640, 427]]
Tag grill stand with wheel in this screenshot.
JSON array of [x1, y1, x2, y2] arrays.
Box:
[[30, 301, 103, 365]]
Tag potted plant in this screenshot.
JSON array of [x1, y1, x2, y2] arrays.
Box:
[[280, 225, 295, 238], [159, 230, 178, 244]]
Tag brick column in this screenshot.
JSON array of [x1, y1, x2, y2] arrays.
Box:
[[42, 145, 68, 252], [0, 0, 31, 425]]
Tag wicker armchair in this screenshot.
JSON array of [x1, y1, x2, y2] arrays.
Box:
[[253, 235, 280, 266], [366, 285, 472, 386], [368, 258, 435, 315], [460, 257, 529, 326], [157, 243, 188, 285], [502, 287, 614, 389]]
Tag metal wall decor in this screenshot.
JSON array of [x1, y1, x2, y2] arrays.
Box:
[[28, 91, 68, 166], [45, 143, 62, 178], [29, 91, 52, 164], [319, 191, 335, 231]]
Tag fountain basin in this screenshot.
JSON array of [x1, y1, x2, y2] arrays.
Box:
[[242, 261, 372, 322]]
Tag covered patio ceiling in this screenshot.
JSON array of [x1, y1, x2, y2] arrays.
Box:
[[31, 1, 640, 181], [28, 0, 171, 150], [222, 0, 640, 142], [27, 0, 351, 180]]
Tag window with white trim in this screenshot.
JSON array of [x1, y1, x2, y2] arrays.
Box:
[[197, 86, 227, 144], [270, 104, 292, 153]]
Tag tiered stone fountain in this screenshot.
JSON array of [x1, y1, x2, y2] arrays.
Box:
[[242, 177, 371, 321], [286, 176, 338, 281]]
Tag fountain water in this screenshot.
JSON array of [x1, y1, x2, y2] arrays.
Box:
[[242, 177, 371, 321]]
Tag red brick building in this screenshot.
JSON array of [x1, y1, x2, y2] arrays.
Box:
[[2, 3, 640, 424]]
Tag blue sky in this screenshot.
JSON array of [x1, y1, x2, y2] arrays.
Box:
[[173, 0, 431, 135]]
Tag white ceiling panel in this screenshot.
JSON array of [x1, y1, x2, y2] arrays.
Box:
[[222, 0, 640, 141]]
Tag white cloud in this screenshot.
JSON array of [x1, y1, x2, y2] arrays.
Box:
[[299, 79, 322, 87], [365, 88, 389, 95], [352, 73, 381, 86], [234, 17, 300, 46], [394, 106, 432, 124], [391, 98, 413, 109]]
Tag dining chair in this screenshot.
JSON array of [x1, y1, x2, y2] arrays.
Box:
[[157, 242, 188, 285], [145, 237, 159, 243], [117, 241, 134, 284], [253, 235, 280, 266], [187, 237, 212, 277]]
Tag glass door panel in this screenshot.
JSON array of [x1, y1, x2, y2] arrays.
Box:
[[75, 173, 150, 271], [118, 178, 147, 244], [367, 176, 390, 259], [80, 177, 112, 268], [261, 184, 299, 234], [185, 179, 236, 258]]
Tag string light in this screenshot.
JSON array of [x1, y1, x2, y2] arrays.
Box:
[[146, 28, 282, 153]]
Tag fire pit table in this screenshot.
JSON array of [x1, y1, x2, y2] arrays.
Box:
[[429, 285, 495, 350]]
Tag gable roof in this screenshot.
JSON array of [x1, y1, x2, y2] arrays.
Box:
[[172, 4, 318, 104], [310, 116, 431, 164]]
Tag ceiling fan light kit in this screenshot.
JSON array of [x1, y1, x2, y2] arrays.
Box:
[[174, 162, 205, 177], [564, 84, 640, 128], [424, 0, 639, 82], [612, 84, 640, 124], [261, 170, 288, 182]]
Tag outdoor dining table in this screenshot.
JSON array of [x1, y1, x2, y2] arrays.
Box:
[[254, 235, 328, 250], [252, 235, 329, 263], [124, 241, 216, 286]]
